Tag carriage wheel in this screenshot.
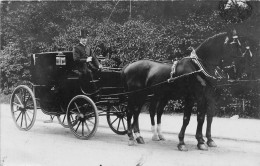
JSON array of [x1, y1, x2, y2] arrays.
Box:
[[107, 103, 127, 135], [66, 95, 99, 140], [10, 85, 37, 131]]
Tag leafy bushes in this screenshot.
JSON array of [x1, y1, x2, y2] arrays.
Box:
[[1, 1, 259, 118], [0, 43, 31, 94]]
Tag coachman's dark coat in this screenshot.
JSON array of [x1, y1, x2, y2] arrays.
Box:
[[73, 43, 99, 73]]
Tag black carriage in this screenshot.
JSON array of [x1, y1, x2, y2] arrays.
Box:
[[10, 51, 128, 139]]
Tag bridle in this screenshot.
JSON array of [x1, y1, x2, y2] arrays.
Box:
[[170, 33, 243, 80]]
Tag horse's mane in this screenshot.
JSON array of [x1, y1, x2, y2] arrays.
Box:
[[196, 32, 228, 52]]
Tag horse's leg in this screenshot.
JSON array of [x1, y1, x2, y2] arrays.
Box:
[[206, 94, 217, 147], [156, 99, 168, 141], [196, 97, 208, 150], [133, 104, 145, 144], [127, 100, 135, 146], [178, 96, 192, 151], [149, 98, 160, 141]]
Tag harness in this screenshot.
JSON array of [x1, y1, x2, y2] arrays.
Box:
[[170, 49, 217, 80]]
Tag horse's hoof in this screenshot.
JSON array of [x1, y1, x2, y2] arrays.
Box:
[[136, 136, 145, 144], [128, 139, 136, 146], [152, 134, 160, 141], [207, 140, 217, 147], [158, 134, 166, 141], [178, 144, 188, 151], [197, 143, 208, 151]]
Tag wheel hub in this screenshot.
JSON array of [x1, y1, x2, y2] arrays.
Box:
[[19, 107, 26, 112], [76, 114, 85, 121]]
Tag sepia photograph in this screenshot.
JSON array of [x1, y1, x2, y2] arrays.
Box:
[[0, 0, 260, 166]]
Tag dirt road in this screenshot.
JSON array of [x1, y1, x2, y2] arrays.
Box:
[[1, 104, 260, 166]]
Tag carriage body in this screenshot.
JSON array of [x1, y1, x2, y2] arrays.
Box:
[[30, 51, 77, 114], [10, 51, 128, 138]]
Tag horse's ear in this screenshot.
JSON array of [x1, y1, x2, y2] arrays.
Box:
[[224, 36, 230, 45]]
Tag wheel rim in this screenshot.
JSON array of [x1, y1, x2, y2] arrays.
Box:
[[57, 105, 69, 128], [107, 104, 127, 135], [67, 96, 98, 139], [57, 114, 69, 128], [10, 85, 37, 131]]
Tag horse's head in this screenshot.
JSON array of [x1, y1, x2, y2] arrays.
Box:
[[195, 31, 243, 68]]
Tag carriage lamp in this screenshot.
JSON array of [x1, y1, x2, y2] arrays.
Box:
[[56, 52, 66, 66], [230, 35, 241, 46]]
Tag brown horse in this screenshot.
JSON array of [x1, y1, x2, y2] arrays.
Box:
[[122, 32, 242, 150]]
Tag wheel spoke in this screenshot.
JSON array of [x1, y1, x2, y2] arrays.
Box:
[[113, 106, 119, 112], [25, 111, 32, 122], [75, 121, 81, 132], [62, 115, 66, 123], [117, 118, 121, 131], [84, 121, 91, 132], [111, 117, 119, 125], [20, 112, 24, 127], [16, 111, 22, 122], [70, 115, 75, 122], [86, 119, 94, 125], [82, 121, 84, 136], [24, 112, 28, 128], [122, 118, 126, 131], [15, 94, 23, 106], [27, 109, 34, 114], [74, 102, 82, 114]]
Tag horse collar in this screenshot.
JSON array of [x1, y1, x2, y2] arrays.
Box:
[[190, 49, 217, 80]]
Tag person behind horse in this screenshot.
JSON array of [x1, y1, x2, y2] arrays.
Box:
[[73, 29, 102, 91], [242, 45, 254, 79]]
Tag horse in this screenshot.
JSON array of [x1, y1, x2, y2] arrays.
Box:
[[121, 32, 242, 150]]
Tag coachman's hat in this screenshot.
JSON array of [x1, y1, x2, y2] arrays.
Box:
[[78, 29, 89, 38]]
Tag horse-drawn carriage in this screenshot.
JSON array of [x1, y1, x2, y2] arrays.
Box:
[[10, 51, 128, 139], [10, 31, 254, 150]]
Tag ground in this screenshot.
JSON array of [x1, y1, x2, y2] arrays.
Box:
[[1, 104, 260, 166]]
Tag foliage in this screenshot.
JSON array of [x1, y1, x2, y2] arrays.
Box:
[[0, 43, 31, 94], [0, 1, 259, 118]]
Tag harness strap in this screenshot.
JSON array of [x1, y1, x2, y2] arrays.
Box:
[[170, 49, 217, 79], [190, 49, 216, 79], [170, 61, 178, 79]]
